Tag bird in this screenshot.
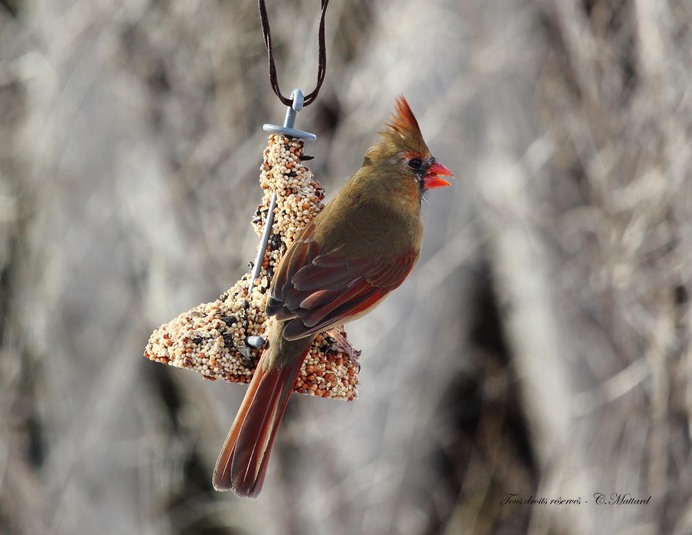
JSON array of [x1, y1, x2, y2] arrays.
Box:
[[213, 96, 453, 497]]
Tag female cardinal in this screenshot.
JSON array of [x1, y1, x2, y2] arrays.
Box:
[[213, 96, 453, 496]]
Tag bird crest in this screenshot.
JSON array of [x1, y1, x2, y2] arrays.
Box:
[[380, 96, 430, 157]]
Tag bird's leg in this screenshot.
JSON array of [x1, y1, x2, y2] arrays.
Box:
[[324, 327, 362, 362]]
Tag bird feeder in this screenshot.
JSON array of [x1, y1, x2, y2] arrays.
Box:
[[144, 93, 360, 401]]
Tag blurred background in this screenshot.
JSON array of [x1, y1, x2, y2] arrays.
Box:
[[1, 0, 690, 533]]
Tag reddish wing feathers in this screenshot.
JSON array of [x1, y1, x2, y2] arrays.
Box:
[[268, 221, 318, 301], [267, 224, 417, 341]]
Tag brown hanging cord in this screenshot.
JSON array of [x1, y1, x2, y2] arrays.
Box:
[[258, 0, 329, 107]]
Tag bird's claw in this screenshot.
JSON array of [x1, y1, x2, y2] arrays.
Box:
[[325, 328, 361, 362]]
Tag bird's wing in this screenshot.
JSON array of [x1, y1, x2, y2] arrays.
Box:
[[266, 221, 418, 340]]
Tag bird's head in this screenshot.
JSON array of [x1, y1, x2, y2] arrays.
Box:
[[367, 96, 454, 195]]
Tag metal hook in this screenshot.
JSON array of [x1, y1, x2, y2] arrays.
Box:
[[247, 89, 316, 349], [262, 88, 317, 141]]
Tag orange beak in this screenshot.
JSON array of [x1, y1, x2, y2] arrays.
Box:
[[423, 162, 454, 189]]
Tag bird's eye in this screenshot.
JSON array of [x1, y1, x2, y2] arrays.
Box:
[[408, 158, 423, 171]]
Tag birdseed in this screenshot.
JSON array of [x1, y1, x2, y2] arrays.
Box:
[[144, 135, 360, 401]]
